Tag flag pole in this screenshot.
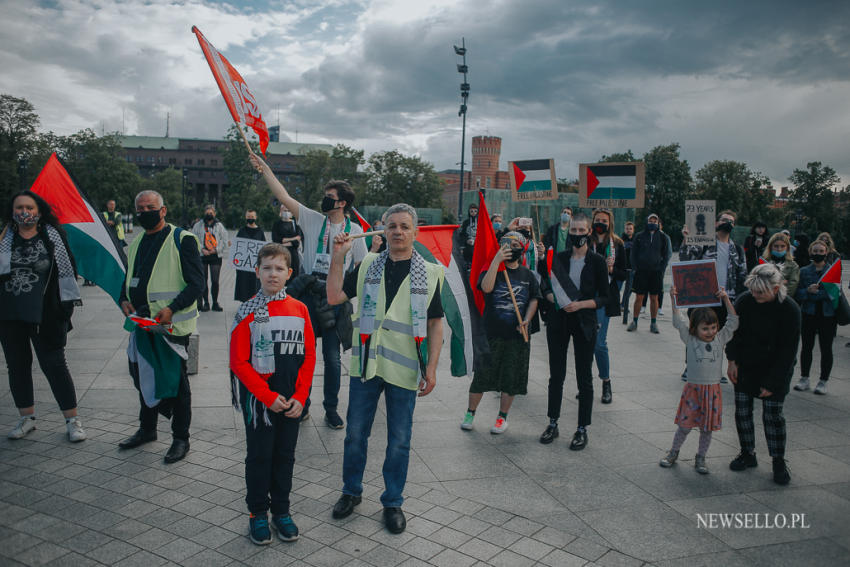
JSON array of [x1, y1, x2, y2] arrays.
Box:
[[235, 125, 254, 154], [502, 270, 529, 342]]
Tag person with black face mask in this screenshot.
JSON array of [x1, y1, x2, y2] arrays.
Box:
[[538, 213, 609, 450], [191, 205, 229, 312], [118, 190, 204, 464], [272, 205, 304, 275], [234, 209, 266, 302], [459, 204, 479, 271], [628, 214, 669, 334], [460, 232, 541, 434], [249, 153, 367, 430]]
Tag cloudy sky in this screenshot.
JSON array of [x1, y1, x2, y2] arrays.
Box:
[[2, 0, 849, 188]]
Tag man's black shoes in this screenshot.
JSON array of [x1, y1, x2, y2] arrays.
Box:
[[730, 451, 758, 471], [539, 424, 559, 444], [383, 507, 406, 534], [569, 429, 588, 451], [118, 429, 157, 449], [773, 457, 791, 485], [332, 494, 361, 519], [325, 411, 344, 429], [212, 303, 223, 312], [601, 380, 612, 404], [199, 301, 210, 312], [164, 439, 190, 464]]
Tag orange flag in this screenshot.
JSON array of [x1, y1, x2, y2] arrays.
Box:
[[192, 26, 270, 155]]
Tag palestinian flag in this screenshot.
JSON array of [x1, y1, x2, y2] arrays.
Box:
[[818, 260, 842, 309], [586, 164, 637, 200], [351, 206, 373, 249], [511, 159, 556, 198], [30, 153, 127, 305], [415, 225, 482, 376]]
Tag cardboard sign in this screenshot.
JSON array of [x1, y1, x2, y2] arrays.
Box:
[[672, 260, 721, 308], [509, 159, 558, 201], [229, 237, 268, 272], [579, 161, 645, 208], [684, 200, 716, 246]]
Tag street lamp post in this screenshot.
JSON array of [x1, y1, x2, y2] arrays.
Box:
[[454, 39, 469, 220], [182, 170, 189, 228]]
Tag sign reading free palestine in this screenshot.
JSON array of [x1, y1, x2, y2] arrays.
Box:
[[579, 161, 645, 209], [509, 159, 558, 201]]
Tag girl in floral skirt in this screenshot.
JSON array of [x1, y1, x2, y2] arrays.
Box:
[[661, 287, 737, 474]]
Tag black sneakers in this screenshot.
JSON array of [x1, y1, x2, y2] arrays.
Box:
[[729, 451, 758, 471], [772, 457, 791, 485], [601, 380, 612, 404]]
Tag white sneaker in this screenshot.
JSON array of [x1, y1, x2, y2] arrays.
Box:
[[814, 380, 828, 395], [490, 416, 509, 434], [793, 377, 810, 391], [66, 417, 86, 442], [657, 309, 665, 317], [8, 416, 36, 439], [460, 411, 475, 431]]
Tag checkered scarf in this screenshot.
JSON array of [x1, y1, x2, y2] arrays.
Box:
[[359, 250, 428, 376], [230, 288, 287, 426], [0, 224, 81, 304]]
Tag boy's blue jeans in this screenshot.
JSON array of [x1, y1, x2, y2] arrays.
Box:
[[342, 376, 417, 508]]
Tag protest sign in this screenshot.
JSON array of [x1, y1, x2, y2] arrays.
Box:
[[230, 237, 267, 272], [672, 260, 721, 308], [509, 159, 558, 201], [579, 162, 645, 208], [684, 200, 716, 246]]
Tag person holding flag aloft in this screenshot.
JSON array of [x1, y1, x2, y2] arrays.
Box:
[[249, 153, 366, 430], [538, 213, 609, 449], [793, 240, 839, 395], [460, 231, 540, 434]]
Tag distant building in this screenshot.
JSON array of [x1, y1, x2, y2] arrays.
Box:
[[439, 135, 512, 213], [120, 135, 333, 206]]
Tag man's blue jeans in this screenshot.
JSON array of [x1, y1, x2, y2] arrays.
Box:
[[342, 376, 417, 508]]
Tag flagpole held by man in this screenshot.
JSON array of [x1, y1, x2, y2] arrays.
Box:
[[118, 190, 204, 464]]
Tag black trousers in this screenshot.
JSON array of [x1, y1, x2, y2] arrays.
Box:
[[202, 256, 222, 304], [800, 312, 836, 381], [130, 334, 191, 439], [0, 321, 77, 411], [244, 409, 300, 516], [546, 312, 596, 427]]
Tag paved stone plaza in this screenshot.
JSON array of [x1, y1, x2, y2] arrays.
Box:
[[1, 263, 849, 567]]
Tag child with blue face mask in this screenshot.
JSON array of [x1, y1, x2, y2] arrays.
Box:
[[762, 232, 799, 297]]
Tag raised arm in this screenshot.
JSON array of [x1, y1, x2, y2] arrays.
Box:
[[249, 152, 303, 222], [327, 232, 352, 305]]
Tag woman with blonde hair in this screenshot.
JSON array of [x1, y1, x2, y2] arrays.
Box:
[[762, 232, 800, 296], [815, 232, 840, 265], [588, 208, 626, 403]]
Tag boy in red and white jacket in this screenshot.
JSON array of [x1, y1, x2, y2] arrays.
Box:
[[230, 243, 316, 545]]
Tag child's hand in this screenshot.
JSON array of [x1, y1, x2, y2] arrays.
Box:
[[492, 244, 511, 266], [716, 287, 728, 301], [269, 395, 288, 413], [669, 287, 678, 307], [284, 399, 303, 419]]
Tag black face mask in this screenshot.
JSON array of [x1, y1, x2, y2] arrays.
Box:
[[321, 196, 338, 212], [569, 233, 588, 248], [204, 213, 215, 222], [246, 219, 257, 226], [717, 222, 733, 233], [508, 249, 523, 262], [137, 210, 162, 230], [593, 222, 608, 234], [811, 253, 826, 263], [518, 229, 531, 239]]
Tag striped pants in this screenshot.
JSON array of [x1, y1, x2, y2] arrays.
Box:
[[734, 391, 786, 458]]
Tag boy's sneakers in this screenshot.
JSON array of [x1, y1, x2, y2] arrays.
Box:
[[272, 514, 299, 542], [249, 513, 272, 545], [814, 380, 828, 395], [65, 417, 86, 443], [773, 457, 791, 485], [8, 415, 36, 439], [490, 416, 508, 434], [730, 451, 758, 471], [460, 411, 475, 431], [325, 411, 344, 429], [793, 377, 810, 391], [695, 454, 709, 474], [659, 450, 679, 468], [627, 320, 638, 332], [650, 322, 660, 334]]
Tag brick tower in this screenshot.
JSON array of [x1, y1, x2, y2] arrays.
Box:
[[470, 136, 501, 189]]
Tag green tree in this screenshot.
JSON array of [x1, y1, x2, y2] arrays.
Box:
[[694, 160, 749, 215], [299, 144, 365, 210], [740, 171, 779, 227], [788, 161, 840, 236], [640, 143, 693, 241], [0, 94, 40, 204], [220, 125, 273, 228], [363, 150, 443, 208], [599, 150, 636, 162]]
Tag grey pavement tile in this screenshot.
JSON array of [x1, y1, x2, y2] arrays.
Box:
[[128, 527, 179, 552], [596, 549, 645, 567], [61, 529, 114, 555], [336, 514, 383, 537], [475, 523, 524, 548], [215, 532, 266, 561], [503, 516, 545, 537], [366, 526, 416, 548], [101, 518, 154, 540], [487, 548, 536, 567], [245, 547, 295, 567], [426, 526, 473, 549], [332, 532, 379, 557], [304, 520, 350, 545], [563, 537, 613, 562], [652, 550, 754, 567], [456, 536, 502, 561], [428, 548, 477, 567], [302, 545, 354, 567], [178, 548, 234, 567], [188, 524, 239, 549], [1, 531, 48, 558], [43, 551, 103, 567], [403, 516, 442, 538], [399, 536, 445, 560], [358, 543, 410, 567], [420, 506, 462, 528], [112, 550, 170, 567], [507, 536, 555, 561], [395, 559, 432, 567], [738, 537, 850, 567], [276, 535, 324, 560], [85, 539, 139, 564], [448, 515, 490, 537], [539, 548, 589, 567], [138, 507, 187, 528]]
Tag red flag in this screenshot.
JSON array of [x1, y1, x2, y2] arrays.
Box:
[[758, 257, 766, 265], [468, 191, 501, 315], [818, 260, 842, 284], [350, 206, 371, 232], [192, 26, 270, 155]]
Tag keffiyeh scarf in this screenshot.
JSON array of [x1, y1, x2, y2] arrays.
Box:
[[0, 224, 81, 304]]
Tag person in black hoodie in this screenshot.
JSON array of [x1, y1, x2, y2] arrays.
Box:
[[459, 203, 478, 271], [743, 222, 770, 272], [725, 263, 801, 485], [538, 213, 610, 450], [234, 209, 266, 302], [588, 208, 626, 403], [627, 213, 669, 334]]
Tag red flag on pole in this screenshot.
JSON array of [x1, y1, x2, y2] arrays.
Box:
[[192, 26, 270, 155], [468, 190, 501, 315]]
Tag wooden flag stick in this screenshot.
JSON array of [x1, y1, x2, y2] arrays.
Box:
[[349, 229, 385, 240], [503, 270, 529, 343], [236, 124, 253, 153]]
